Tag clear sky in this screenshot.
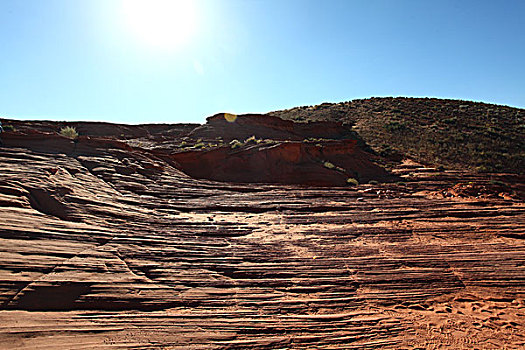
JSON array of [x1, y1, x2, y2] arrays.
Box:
[[1, 0, 524, 124]]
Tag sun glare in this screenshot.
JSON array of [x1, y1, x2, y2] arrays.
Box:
[[122, 0, 197, 50]]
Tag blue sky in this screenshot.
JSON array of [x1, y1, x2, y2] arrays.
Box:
[[1, 0, 524, 123]]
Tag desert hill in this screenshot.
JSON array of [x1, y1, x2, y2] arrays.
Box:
[[0, 98, 524, 349], [270, 97, 524, 174]]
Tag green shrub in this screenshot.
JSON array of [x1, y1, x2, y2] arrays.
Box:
[[59, 126, 78, 140], [230, 139, 243, 149], [385, 121, 407, 132], [244, 135, 258, 144], [346, 178, 359, 186], [368, 180, 379, 185], [476, 165, 492, 173], [3, 125, 15, 132], [443, 117, 457, 124], [323, 161, 335, 169], [490, 180, 506, 186]]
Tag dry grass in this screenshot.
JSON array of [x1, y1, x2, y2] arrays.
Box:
[[59, 126, 79, 140]]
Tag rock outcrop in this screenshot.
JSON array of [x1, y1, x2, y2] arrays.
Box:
[[171, 140, 392, 186], [188, 113, 356, 141], [171, 113, 390, 186], [0, 116, 524, 349]]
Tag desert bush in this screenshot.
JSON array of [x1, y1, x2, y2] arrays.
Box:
[[346, 178, 359, 186], [230, 139, 243, 149], [323, 161, 335, 169], [3, 125, 15, 132], [244, 135, 258, 144], [59, 126, 78, 140], [263, 139, 277, 144], [476, 165, 492, 173], [490, 180, 506, 186], [384, 121, 407, 132]]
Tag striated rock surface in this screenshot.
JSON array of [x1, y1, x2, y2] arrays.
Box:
[[0, 117, 524, 349], [171, 113, 390, 186], [171, 140, 393, 186]]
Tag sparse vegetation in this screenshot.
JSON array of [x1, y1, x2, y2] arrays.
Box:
[[323, 161, 335, 169], [59, 126, 78, 140], [230, 139, 243, 149], [228, 136, 270, 150], [346, 178, 359, 186], [263, 138, 277, 144], [3, 125, 15, 132], [270, 97, 525, 174], [244, 135, 259, 144], [384, 121, 407, 132], [490, 180, 506, 187], [443, 117, 457, 124]]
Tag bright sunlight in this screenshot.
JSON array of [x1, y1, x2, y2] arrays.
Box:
[[122, 0, 197, 50]]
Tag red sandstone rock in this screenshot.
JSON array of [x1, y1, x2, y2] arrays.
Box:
[[0, 118, 524, 349], [188, 113, 356, 141], [171, 140, 393, 186], [169, 113, 389, 186]]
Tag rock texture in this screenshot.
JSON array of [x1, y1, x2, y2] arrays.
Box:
[[170, 114, 392, 185], [0, 116, 524, 349], [171, 140, 392, 186]]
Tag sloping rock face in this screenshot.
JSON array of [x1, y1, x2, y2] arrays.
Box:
[[171, 140, 392, 186], [0, 121, 524, 349], [173, 113, 389, 185]]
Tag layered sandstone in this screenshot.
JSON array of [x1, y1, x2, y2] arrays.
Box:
[[0, 117, 524, 349]]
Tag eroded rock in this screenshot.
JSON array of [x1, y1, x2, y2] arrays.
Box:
[[0, 117, 523, 349]]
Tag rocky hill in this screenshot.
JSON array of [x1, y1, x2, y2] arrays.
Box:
[[269, 97, 525, 174], [0, 101, 524, 349]]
